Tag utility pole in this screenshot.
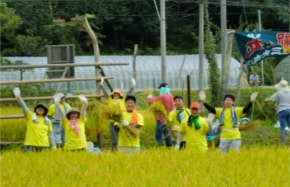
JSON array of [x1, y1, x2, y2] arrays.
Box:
[[198, 1, 204, 91], [160, 0, 167, 83], [221, 0, 227, 103], [258, 9, 265, 85]]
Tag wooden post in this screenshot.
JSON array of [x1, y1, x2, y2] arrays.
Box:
[[187, 75, 191, 108], [132, 44, 138, 81], [83, 16, 103, 148]]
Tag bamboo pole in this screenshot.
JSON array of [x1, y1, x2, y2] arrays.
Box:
[[0, 94, 104, 102], [0, 76, 113, 85], [0, 94, 104, 119], [0, 63, 128, 69], [0, 115, 25, 119]]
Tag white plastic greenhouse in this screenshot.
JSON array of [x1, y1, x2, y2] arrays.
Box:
[[2, 55, 242, 93]]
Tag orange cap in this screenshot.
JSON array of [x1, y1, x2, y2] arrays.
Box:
[[190, 102, 201, 109]]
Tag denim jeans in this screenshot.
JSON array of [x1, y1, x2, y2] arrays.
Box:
[[52, 119, 65, 147], [110, 122, 118, 151], [278, 109, 290, 145], [155, 120, 172, 146]]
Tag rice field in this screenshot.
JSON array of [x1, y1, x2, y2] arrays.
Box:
[[0, 146, 289, 187], [1, 104, 289, 186]]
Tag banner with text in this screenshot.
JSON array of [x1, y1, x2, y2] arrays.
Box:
[[235, 31, 290, 66]]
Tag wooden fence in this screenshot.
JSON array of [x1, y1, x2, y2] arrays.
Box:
[[0, 62, 128, 119]]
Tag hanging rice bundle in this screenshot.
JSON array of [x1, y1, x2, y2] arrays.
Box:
[[101, 104, 123, 122], [122, 125, 140, 139], [149, 101, 168, 122], [239, 120, 260, 131]]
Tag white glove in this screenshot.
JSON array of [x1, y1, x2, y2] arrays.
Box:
[[147, 94, 153, 99], [122, 120, 130, 126], [207, 113, 215, 124], [174, 145, 180, 150], [171, 125, 179, 131], [78, 94, 88, 103], [54, 94, 61, 103], [250, 92, 258, 102], [131, 78, 136, 88], [12, 87, 21, 98], [199, 90, 206, 102], [100, 77, 104, 86]]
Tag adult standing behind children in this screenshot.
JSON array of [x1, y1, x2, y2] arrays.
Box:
[[199, 91, 258, 153], [249, 72, 259, 86], [12, 87, 55, 152], [117, 95, 144, 153], [48, 93, 71, 148], [54, 94, 88, 151], [169, 96, 190, 149], [175, 102, 209, 153], [99, 77, 136, 151], [147, 83, 174, 147], [265, 79, 290, 145]]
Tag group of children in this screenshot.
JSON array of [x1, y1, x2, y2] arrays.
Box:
[[12, 87, 89, 152], [12, 78, 290, 153], [147, 83, 258, 153], [12, 83, 144, 153]]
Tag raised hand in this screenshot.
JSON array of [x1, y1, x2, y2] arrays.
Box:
[[131, 78, 136, 88], [54, 94, 61, 103], [250, 92, 258, 102], [122, 120, 130, 126], [100, 77, 104, 86], [78, 94, 88, 103], [199, 90, 206, 102], [12, 87, 21, 98]]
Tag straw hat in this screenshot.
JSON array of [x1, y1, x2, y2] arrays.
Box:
[[274, 79, 290, 92], [110, 88, 124, 98]]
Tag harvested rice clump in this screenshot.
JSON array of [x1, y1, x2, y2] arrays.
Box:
[[102, 104, 123, 122], [121, 125, 140, 139], [149, 101, 168, 122]]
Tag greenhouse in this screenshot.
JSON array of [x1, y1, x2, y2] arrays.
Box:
[[2, 55, 242, 93], [274, 55, 290, 83]]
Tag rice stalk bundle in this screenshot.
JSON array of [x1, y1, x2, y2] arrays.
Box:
[[149, 101, 168, 122], [101, 104, 123, 122], [212, 120, 260, 146], [239, 120, 260, 131], [144, 88, 153, 95], [122, 125, 140, 139]]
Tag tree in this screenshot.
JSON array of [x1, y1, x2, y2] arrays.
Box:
[[204, 2, 221, 106], [0, 3, 22, 55], [15, 35, 49, 56]]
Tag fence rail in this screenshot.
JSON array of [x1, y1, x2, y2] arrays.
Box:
[[0, 94, 104, 102], [0, 76, 112, 85], [0, 94, 103, 119], [0, 62, 128, 119], [0, 62, 128, 69]]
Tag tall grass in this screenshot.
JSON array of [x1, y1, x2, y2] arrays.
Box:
[[0, 146, 289, 186]]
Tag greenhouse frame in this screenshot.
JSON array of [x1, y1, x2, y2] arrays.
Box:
[[2, 55, 243, 94]]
